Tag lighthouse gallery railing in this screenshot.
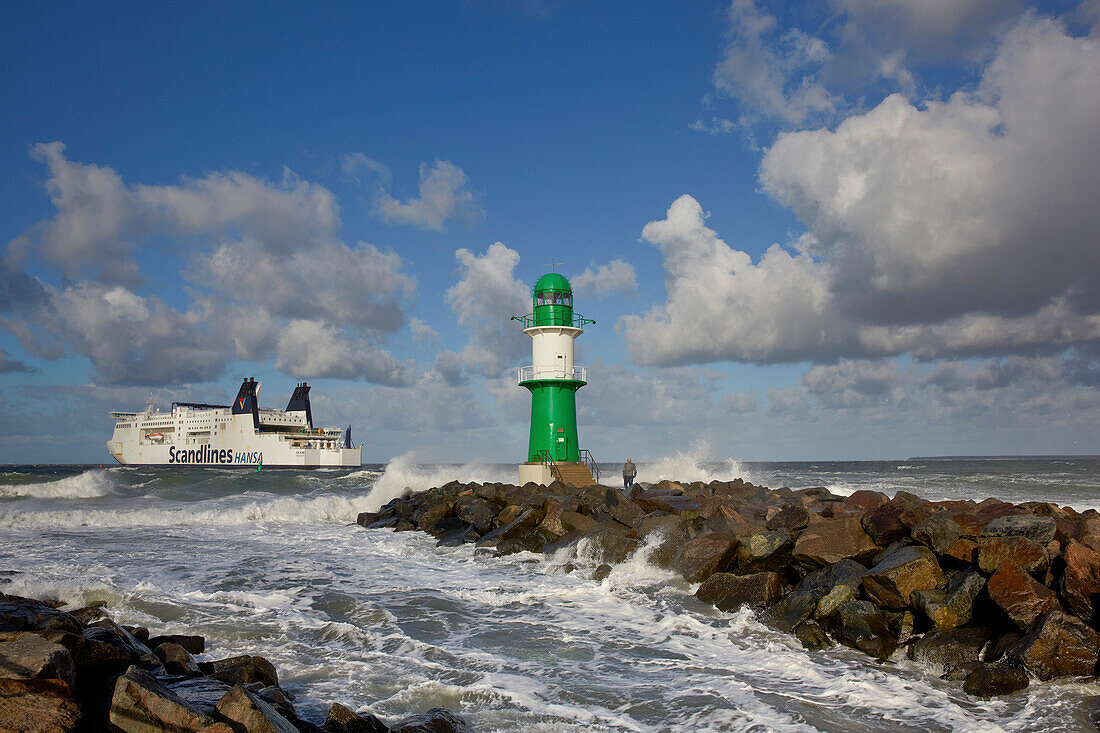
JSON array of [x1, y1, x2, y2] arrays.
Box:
[[517, 365, 588, 384]]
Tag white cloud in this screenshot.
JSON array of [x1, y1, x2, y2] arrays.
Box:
[[274, 319, 411, 385], [374, 159, 485, 232], [572, 259, 637, 297], [436, 242, 530, 382], [634, 16, 1100, 367], [409, 317, 440, 344], [3, 144, 417, 385]]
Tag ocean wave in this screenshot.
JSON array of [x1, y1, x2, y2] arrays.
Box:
[[642, 439, 753, 485], [360, 451, 516, 512], [0, 492, 363, 529], [0, 469, 115, 499]]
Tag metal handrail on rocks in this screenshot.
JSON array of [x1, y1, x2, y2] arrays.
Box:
[[579, 449, 600, 482], [533, 449, 562, 482]]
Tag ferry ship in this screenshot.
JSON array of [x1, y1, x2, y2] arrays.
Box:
[[107, 378, 361, 467]]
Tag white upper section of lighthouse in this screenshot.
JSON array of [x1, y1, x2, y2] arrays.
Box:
[[522, 325, 583, 381]]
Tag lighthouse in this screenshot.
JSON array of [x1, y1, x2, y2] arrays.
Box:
[[513, 273, 599, 486]]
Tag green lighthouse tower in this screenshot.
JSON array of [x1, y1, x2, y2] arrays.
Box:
[[513, 273, 598, 486]]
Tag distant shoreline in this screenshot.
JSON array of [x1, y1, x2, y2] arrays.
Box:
[[906, 455, 1100, 460]]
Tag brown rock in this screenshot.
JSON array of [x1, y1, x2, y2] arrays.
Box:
[[146, 634, 205, 655], [215, 684, 298, 733], [860, 504, 907, 546], [603, 490, 646, 528], [1062, 541, 1100, 626], [695, 571, 783, 611], [0, 631, 76, 690], [676, 532, 737, 582], [559, 510, 596, 534], [582, 524, 640, 565], [454, 495, 495, 534], [948, 511, 985, 538], [165, 676, 232, 717], [829, 600, 898, 660], [698, 496, 748, 524], [987, 562, 1058, 631], [635, 515, 695, 568], [154, 642, 200, 676], [908, 626, 993, 671], [843, 490, 888, 512], [200, 655, 279, 688], [0, 678, 81, 732], [791, 517, 879, 568], [0, 595, 83, 635], [942, 538, 978, 565], [1006, 610, 1100, 680], [324, 701, 388, 732], [109, 666, 216, 732], [977, 536, 1048, 575], [1078, 514, 1100, 553], [862, 545, 943, 610], [766, 504, 811, 532]]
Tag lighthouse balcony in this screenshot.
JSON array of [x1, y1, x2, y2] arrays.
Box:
[[517, 365, 588, 384]]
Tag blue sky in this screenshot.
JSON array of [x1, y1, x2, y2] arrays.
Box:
[[2, 0, 1099, 464]]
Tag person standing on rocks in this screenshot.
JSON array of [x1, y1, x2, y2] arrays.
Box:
[[622, 458, 637, 490]]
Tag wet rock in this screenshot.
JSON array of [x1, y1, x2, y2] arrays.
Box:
[[0, 678, 81, 732], [963, 660, 1029, 698], [324, 701, 389, 732], [677, 532, 737, 582], [793, 619, 833, 650], [860, 504, 907, 546], [434, 523, 480, 548], [814, 583, 857, 620], [766, 504, 811, 532], [559, 510, 596, 535], [454, 495, 495, 534], [603, 490, 646, 528], [910, 569, 986, 631], [0, 631, 76, 690], [766, 590, 818, 633], [475, 507, 539, 549], [1088, 696, 1100, 729], [356, 511, 379, 527], [591, 564, 613, 582], [390, 707, 470, 733], [941, 661, 982, 682], [632, 488, 700, 516], [0, 594, 84, 635], [982, 515, 1057, 545], [635, 515, 695, 568], [908, 626, 993, 671], [147, 634, 205, 655], [581, 525, 640, 565], [987, 563, 1058, 631], [985, 631, 1022, 662], [736, 529, 794, 573], [977, 536, 1048, 575], [830, 600, 898, 660], [695, 571, 783, 612], [166, 676, 233, 717], [843, 490, 888, 512], [536, 498, 569, 541], [1006, 610, 1100, 680], [911, 513, 962, 554], [215, 684, 298, 733], [155, 642, 200, 676], [200, 655, 279, 688], [1061, 541, 1100, 626], [862, 545, 943, 610], [791, 517, 879, 568], [947, 512, 985, 539], [110, 666, 217, 732]]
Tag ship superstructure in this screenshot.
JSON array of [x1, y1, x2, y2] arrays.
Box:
[[107, 378, 361, 467]]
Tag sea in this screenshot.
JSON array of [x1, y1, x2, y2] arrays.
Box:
[[2, 450, 1099, 732]]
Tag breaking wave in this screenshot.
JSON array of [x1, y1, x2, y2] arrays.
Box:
[[0, 469, 115, 499], [362, 451, 515, 512], [642, 439, 752, 485], [0, 492, 362, 529]]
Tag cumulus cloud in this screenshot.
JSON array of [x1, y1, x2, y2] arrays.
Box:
[[3, 144, 416, 385], [374, 159, 485, 232], [436, 242, 530, 382], [572, 259, 637, 298], [274, 320, 411, 385], [632, 15, 1100, 367], [580, 361, 729, 426]]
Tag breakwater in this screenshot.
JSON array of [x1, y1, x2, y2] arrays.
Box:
[[358, 477, 1100, 711], [0, 591, 469, 732]]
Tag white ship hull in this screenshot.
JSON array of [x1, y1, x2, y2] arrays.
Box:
[[107, 379, 361, 468]]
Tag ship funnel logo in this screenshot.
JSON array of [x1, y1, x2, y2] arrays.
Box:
[[238, 398, 245, 408]]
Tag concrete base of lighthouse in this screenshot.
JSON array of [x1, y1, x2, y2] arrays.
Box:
[[519, 461, 598, 487], [518, 462, 555, 486]]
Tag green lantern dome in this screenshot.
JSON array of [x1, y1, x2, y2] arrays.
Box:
[[534, 272, 572, 293]]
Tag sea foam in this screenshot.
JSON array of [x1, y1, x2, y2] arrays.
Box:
[[0, 469, 115, 499]]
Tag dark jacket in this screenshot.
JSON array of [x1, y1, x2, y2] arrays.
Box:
[[622, 462, 637, 478]]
